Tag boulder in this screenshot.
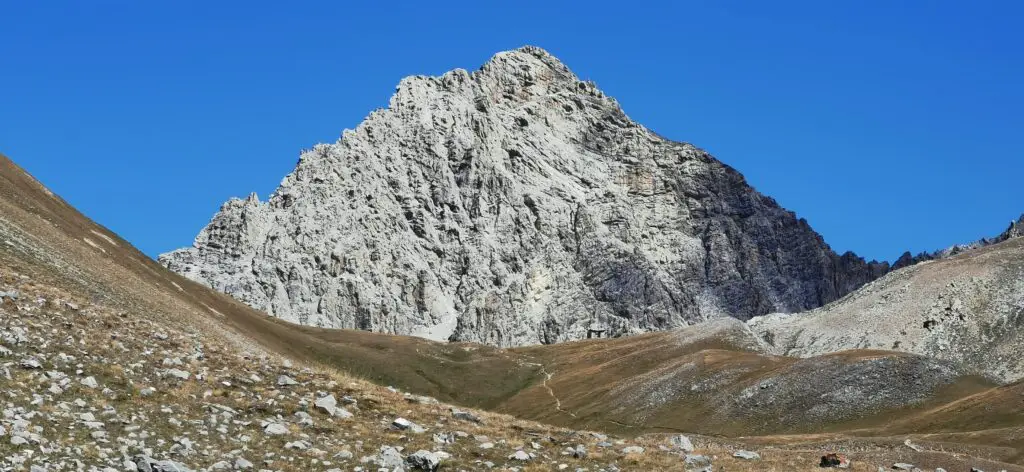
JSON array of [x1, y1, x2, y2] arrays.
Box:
[[733, 450, 760, 460], [670, 434, 694, 452], [508, 450, 531, 461], [378, 446, 404, 469], [164, 369, 190, 380], [276, 375, 298, 386], [406, 450, 442, 471], [314, 394, 338, 415], [684, 454, 712, 472], [263, 423, 288, 435], [451, 408, 482, 423], [392, 417, 426, 433]]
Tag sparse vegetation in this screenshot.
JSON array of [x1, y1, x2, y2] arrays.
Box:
[[2, 153, 1024, 470]]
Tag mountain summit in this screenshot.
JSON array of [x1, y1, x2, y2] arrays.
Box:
[[161, 46, 888, 346]]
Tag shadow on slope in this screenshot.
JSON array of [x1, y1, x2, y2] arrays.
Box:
[[502, 323, 995, 437]]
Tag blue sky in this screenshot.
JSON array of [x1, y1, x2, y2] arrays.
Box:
[[2, 1, 1021, 262]]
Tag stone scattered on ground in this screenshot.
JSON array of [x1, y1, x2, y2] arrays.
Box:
[[684, 453, 713, 472], [509, 450, 531, 461], [405, 449, 442, 471], [670, 434, 695, 453], [451, 408, 482, 424], [1, 232, 1017, 472], [733, 449, 761, 460], [392, 416, 427, 433], [0, 271, 688, 472]]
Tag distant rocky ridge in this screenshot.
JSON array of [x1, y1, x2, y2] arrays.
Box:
[[161, 46, 890, 346], [749, 231, 1024, 382], [892, 214, 1024, 270]]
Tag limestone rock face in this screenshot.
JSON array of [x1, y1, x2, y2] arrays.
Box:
[[160, 46, 887, 346], [749, 236, 1024, 382]]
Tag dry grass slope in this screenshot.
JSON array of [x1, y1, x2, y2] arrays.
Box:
[[3, 152, 1024, 470]]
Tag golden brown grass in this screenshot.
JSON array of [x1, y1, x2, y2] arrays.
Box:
[[3, 152, 1024, 470]]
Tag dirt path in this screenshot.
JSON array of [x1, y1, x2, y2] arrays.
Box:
[[525, 361, 577, 418]]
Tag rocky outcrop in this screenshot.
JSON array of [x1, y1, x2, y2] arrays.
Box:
[[160, 46, 887, 346], [749, 235, 1024, 382]]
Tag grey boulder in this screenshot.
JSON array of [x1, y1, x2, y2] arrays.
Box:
[[406, 450, 442, 471]]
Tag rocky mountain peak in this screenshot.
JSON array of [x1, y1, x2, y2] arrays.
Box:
[[161, 47, 887, 346], [475, 46, 584, 92], [390, 46, 604, 111]]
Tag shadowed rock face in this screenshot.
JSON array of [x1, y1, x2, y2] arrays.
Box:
[[160, 46, 887, 347]]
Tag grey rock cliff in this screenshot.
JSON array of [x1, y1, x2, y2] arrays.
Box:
[[160, 46, 887, 346]]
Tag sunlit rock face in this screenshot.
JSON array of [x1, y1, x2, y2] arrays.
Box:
[[161, 46, 887, 346]]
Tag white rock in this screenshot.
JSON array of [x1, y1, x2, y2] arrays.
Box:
[[276, 375, 298, 386], [392, 417, 425, 433], [164, 369, 190, 380], [20, 358, 42, 369], [378, 446, 404, 469], [263, 423, 288, 435], [670, 434, 694, 452], [508, 450, 531, 461], [733, 450, 760, 460], [314, 394, 338, 416]]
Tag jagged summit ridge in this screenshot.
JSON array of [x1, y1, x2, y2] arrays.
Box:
[[161, 46, 887, 346], [892, 213, 1024, 270]]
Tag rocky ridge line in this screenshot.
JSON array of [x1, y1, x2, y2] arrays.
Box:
[[892, 214, 1024, 270]]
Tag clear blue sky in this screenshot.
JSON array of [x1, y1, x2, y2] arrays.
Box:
[[3, 1, 1021, 262]]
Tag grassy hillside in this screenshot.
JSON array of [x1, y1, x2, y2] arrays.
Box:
[[3, 153, 1024, 469]]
